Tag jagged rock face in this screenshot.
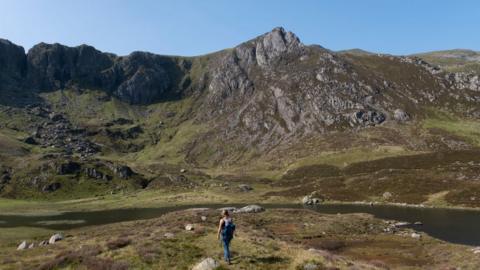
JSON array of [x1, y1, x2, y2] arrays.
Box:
[[0, 39, 26, 78], [26, 43, 113, 90], [0, 42, 190, 104], [112, 52, 176, 104], [255, 27, 304, 67]]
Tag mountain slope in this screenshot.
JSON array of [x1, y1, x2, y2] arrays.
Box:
[[1, 27, 480, 204], [414, 49, 480, 74]]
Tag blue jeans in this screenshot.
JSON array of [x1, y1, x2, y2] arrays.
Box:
[[221, 236, 231, 262]]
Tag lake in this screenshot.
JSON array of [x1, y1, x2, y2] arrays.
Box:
[[0, 203, 479, 246]]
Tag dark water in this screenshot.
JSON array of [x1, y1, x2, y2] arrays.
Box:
[[0, 204, 479, 246]]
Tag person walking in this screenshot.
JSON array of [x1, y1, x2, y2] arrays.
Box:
[[217, 209, 236, 264]]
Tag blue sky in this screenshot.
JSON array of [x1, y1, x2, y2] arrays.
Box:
[[0, 0, 478, 56]]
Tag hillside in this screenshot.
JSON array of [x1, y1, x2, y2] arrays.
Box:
[[0, 27, 480, 207], [414, 49, 480, 74]]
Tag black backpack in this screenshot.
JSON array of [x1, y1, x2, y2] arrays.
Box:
[[222, 221, 236, 241]]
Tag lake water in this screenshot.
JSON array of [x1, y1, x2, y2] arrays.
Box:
[[0, 204, 479, 246]]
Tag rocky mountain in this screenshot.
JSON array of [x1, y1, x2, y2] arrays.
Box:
[[1, 27, 480, 200]]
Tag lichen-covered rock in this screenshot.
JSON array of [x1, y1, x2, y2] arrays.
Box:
[[393, 109, 410, 122], [17, 241, 27, 250], [234, 205, 265, 213], [255, 27, 304, 68], [48, 233, 63, 244], [192, 258, 220, 270]]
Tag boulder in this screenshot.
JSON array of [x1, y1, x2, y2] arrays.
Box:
[[84, 167, 104, 179], [393, 109, 410, 122], [201, 216, 207, 221], [382, 192, 393, 200], [42, 182, 61, 192], [17, 241, 27, 250], [38, 240, 48, 246], [192, 257, 220, 270], [185, 224, 194, 231], [56, 161, 81, 175], [163, 232, 174, 239], [238, 184, 253, 192], [48, 233, 63, 244], [28, 243, 35, 249], [303, 263, 319, 270], [394, 222, 410, 228], [234, 205, 265, 213], [112, 165, 134, 179], [23, 136, 38, 145], [351, 110, 386, 126], [302, 195, 322, 205], [411, 232, 421, 239]]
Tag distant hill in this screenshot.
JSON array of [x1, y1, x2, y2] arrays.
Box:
[[337, 48, 376, 56], [414, 49, 480, 74]]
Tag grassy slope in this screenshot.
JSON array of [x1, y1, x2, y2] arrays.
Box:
[[1, 208, 478, 270], [414, 49, 480, 74]]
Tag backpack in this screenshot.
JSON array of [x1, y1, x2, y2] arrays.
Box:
[[222, 221, 236, 241]]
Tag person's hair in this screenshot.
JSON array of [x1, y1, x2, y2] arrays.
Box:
[[222, 209, 229, 217]]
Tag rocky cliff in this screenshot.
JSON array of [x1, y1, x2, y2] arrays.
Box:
[[1, 27, 480, 198]]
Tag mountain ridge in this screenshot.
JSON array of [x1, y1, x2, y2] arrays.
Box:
[[1, 27, 480, 203]]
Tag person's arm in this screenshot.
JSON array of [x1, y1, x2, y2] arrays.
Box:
[[217, 219, 224, 240]]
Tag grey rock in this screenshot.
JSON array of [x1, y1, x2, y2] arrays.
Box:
[[255, 27, 303, 68], [111, 165, 134, 179], [23, 136, 38, 145], [303, 263, 319, 270], [42, 182, 61, 192], [393, 109, 410, 122], [38, 240, 48, 246], [17, 241, 27, 250], [55, 161, 81, 175], [84, 167, 105, 180], [382, 192, 393, 200], [48, 233, 63, 244], [163, 232, 174, 239], [238, 184, 253, 192], [394, 222, 411, 228], [192, 257, 220, 270], [411, 232, 422, 239], [351, 110, 386, 126], [234, 205, 265, 213], [302, 194, 323, 205]]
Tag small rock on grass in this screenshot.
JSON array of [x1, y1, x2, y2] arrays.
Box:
[[17, 241, 27, 250], [234, 205, 265, 213], [164, 232, 174, 239], [49, 233, 63, 244], [411, 232, 421, 239], [303, 262, 319, 270], [192, 257, 220, 270], [185, 224, 194, 231]]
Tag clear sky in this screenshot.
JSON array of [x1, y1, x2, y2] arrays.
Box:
[[0, 0, 478, 56]]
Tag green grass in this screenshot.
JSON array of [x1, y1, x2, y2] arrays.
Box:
[[423, 111, 480, 146]]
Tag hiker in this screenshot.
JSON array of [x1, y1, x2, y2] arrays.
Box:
[[217, 209, 236, 264]]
